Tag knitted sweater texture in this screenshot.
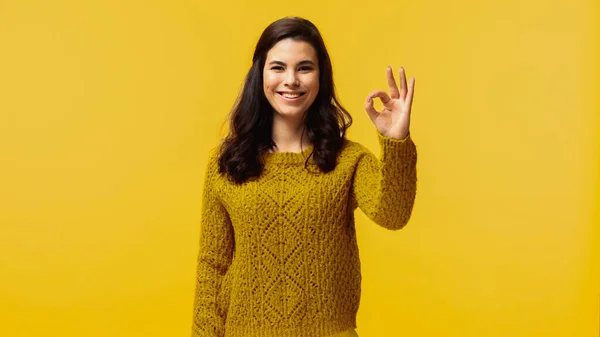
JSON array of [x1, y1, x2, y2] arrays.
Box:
[[192, 134, 418, 337]]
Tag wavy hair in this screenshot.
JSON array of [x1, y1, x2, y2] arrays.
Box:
[[218, 16, 352, 184]]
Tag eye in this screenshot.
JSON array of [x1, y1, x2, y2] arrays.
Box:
[[270, 66, 284, 71], [298, 66, 314, 72]]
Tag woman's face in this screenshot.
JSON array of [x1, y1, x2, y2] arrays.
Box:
[[262, 38, 320, 120]]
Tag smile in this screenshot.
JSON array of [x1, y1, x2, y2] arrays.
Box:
[[278, 92, 306, 100]]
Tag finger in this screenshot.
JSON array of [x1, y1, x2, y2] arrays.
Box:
[[367, 90, 392, 105], [399, 67, 407, 100], [364, 95, 379, 123], [405, 76, 416, 108], [386, 66, 399, 99]]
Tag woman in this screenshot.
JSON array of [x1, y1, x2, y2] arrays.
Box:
[[192, 16, 417, 337]]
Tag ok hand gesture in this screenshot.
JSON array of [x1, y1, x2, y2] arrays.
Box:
[[365, 66, 415, 140]]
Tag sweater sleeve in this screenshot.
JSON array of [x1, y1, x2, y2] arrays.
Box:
[[192, 154, 234, 337], [350, 133, 418, 230]]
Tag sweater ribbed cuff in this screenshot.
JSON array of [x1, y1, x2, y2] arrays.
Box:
[[378, 132, 416, 163]]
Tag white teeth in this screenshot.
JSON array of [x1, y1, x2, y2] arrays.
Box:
[[281, 93, 302, 98]]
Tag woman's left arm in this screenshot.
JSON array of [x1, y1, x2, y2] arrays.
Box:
[[350, 66, 418, 230]]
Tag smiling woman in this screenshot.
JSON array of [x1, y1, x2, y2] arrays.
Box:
[[262, 39, 320, 134], [216, 17, 356, 184], [191, 16, 417, 337]]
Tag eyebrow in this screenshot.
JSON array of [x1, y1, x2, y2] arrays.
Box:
[[268, 60, 317, 66]]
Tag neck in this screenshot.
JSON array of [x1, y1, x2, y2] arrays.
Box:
[[271, 114, 311, 153]]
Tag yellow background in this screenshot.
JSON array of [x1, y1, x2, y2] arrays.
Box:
[[1, 0, 598, 336]]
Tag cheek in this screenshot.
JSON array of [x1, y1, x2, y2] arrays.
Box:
[[262, 72, 271, 94], [308, 76, 320, 97], [308, 73, 319, 89], [263, 73, 278, 91]]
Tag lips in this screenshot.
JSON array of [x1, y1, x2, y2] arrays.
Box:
[[278, 91, 306, 100]]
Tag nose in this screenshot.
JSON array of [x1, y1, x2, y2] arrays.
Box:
[[284, 71, 299, 87]]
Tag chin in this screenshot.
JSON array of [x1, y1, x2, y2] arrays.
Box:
[[274, 107, 307, 119]]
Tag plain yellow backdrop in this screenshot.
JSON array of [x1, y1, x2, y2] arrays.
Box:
[[0, 0, 598, 336]]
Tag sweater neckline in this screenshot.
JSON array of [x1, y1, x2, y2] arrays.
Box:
[[262, 145, 314, 165]]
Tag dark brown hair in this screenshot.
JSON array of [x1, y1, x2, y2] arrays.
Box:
[[218, 16, 352, 184]]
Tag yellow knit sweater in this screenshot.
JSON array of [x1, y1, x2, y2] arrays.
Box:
[[192, 133, 418, 337]]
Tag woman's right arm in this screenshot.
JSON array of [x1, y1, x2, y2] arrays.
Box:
[[192, 154, 234, 337]]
